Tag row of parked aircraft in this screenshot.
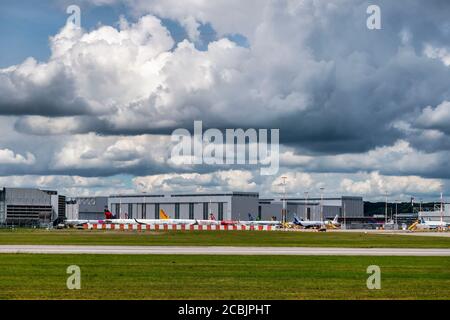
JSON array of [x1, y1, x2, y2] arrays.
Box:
[[65, 209, 341, 229]]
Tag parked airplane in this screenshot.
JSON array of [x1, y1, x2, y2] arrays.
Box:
[[239, 214, 282, 226], [416, 217, 449, 230], [65, 219, 103, 227], [325, 215, 341, 228], [133, 218, 220, 226], [65, 209, 221, 227], [240, 220, 282, 226], [293, 215, 340, 229], [109, 209, 221, 226], [293, 217, 324, 229]]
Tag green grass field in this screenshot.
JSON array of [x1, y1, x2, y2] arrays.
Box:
[[0, 229, 449, 248], [0, 254, 449, 300]]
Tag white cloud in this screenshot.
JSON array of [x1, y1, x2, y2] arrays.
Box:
[[416, 101, 450, 132], [52, 133, 169, 170], [133, 169, 256, 193], [340, 172, 442, 197], [281, 139, 447, 178], [0, 175, 129, 196], [215, 170, 256, 191], [271, 172, 313, 195], [424, 44, 450, 66], [15, 116, 91, 135], [0, 148, 35, 165], [180, 16, 201, 42], [120, 0, 268, 40]]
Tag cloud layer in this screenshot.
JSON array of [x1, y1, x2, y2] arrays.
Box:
[[0, 0, 450, 200]]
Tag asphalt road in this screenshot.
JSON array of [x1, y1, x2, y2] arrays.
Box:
[[1, 245, 450, 256]]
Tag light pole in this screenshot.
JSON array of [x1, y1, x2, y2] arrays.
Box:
[[384, 192, 388, 225], [343, 201, 346, 230], [320, 187, 325, 222], [304, 191, 308, 220], [395, 200, 398, 227], [281, 176, 287, 225], [119, 196, 122, 219]]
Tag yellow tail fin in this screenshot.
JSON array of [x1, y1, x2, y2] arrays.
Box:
[[408, 220, 419, 231], [160, 209, 170, 220]]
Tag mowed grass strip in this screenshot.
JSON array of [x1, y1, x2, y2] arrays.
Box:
[[0, 229, 450, 248], [0, 254, 449, 300]]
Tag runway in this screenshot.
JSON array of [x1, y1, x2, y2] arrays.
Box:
[[0, 245, 450, 256]]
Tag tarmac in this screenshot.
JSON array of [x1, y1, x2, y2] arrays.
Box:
[[1, 245, 450, 256]]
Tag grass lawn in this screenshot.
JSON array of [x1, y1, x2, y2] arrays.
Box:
[[0, 229, 450, 248], [0, 254, 449, 300]]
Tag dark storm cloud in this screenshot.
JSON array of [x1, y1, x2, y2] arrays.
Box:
[[279, 53, 450, 154], [0, 63, 91, 117], [1, 0, 450, 184]]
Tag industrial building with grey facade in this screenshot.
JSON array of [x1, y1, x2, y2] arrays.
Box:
[[1, 186, 364, 225], [66, 196, 109, 220], [0, 187, 66, 226], [108, 192, 364, 222]]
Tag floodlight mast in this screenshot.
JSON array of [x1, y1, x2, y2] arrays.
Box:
[[395, 200, 398, 226], [343, 201, 346, 230], [385, 191, 388, 225], [320, 187, 325, 222], [304, 191, 309, 220], [281, 176, 287, 225]]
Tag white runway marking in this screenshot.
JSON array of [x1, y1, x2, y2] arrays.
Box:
[[381, 232, 450, 238], [0, 245, 449, 256]]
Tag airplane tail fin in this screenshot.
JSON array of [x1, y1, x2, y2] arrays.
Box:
[[408, 220, 420, 231], [333, 214, 339, 224], [160, 209, 170, 220], [293, 216, 301, 225]]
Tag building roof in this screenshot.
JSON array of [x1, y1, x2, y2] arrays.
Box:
[[109, 191, 260, 198]]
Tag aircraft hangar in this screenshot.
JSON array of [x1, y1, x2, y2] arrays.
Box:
[[108, 192, 364, 222]]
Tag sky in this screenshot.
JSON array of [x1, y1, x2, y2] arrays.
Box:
[[0, 0, 450, 201]]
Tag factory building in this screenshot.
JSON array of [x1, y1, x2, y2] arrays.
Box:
[[258, 196, 364, 221], [109, 192, 364, 221], [0, 187, 65, 226], [66, 197, 109, 220], [419, 204, 450, 223], [108, 192, 260, 221], [0, 186, 364, 225]]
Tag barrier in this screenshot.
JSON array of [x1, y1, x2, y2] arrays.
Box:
[[83, 223, 276, 231]]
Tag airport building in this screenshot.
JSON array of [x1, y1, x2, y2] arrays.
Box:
[[259, 196, 364, 221], [66, 197, 109, 220], [108, 192, 260, 221], [0, 187, 66, 226], [108, 192, 364, 221], [419, 204, 450, 223], [0, 186, 365, 225]]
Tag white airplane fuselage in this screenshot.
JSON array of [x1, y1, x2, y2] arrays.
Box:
[[240, 220, 281, 226], [293, 215, 340, 229], [65, 219, 221, 226], [417, 219, 449, 229]]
